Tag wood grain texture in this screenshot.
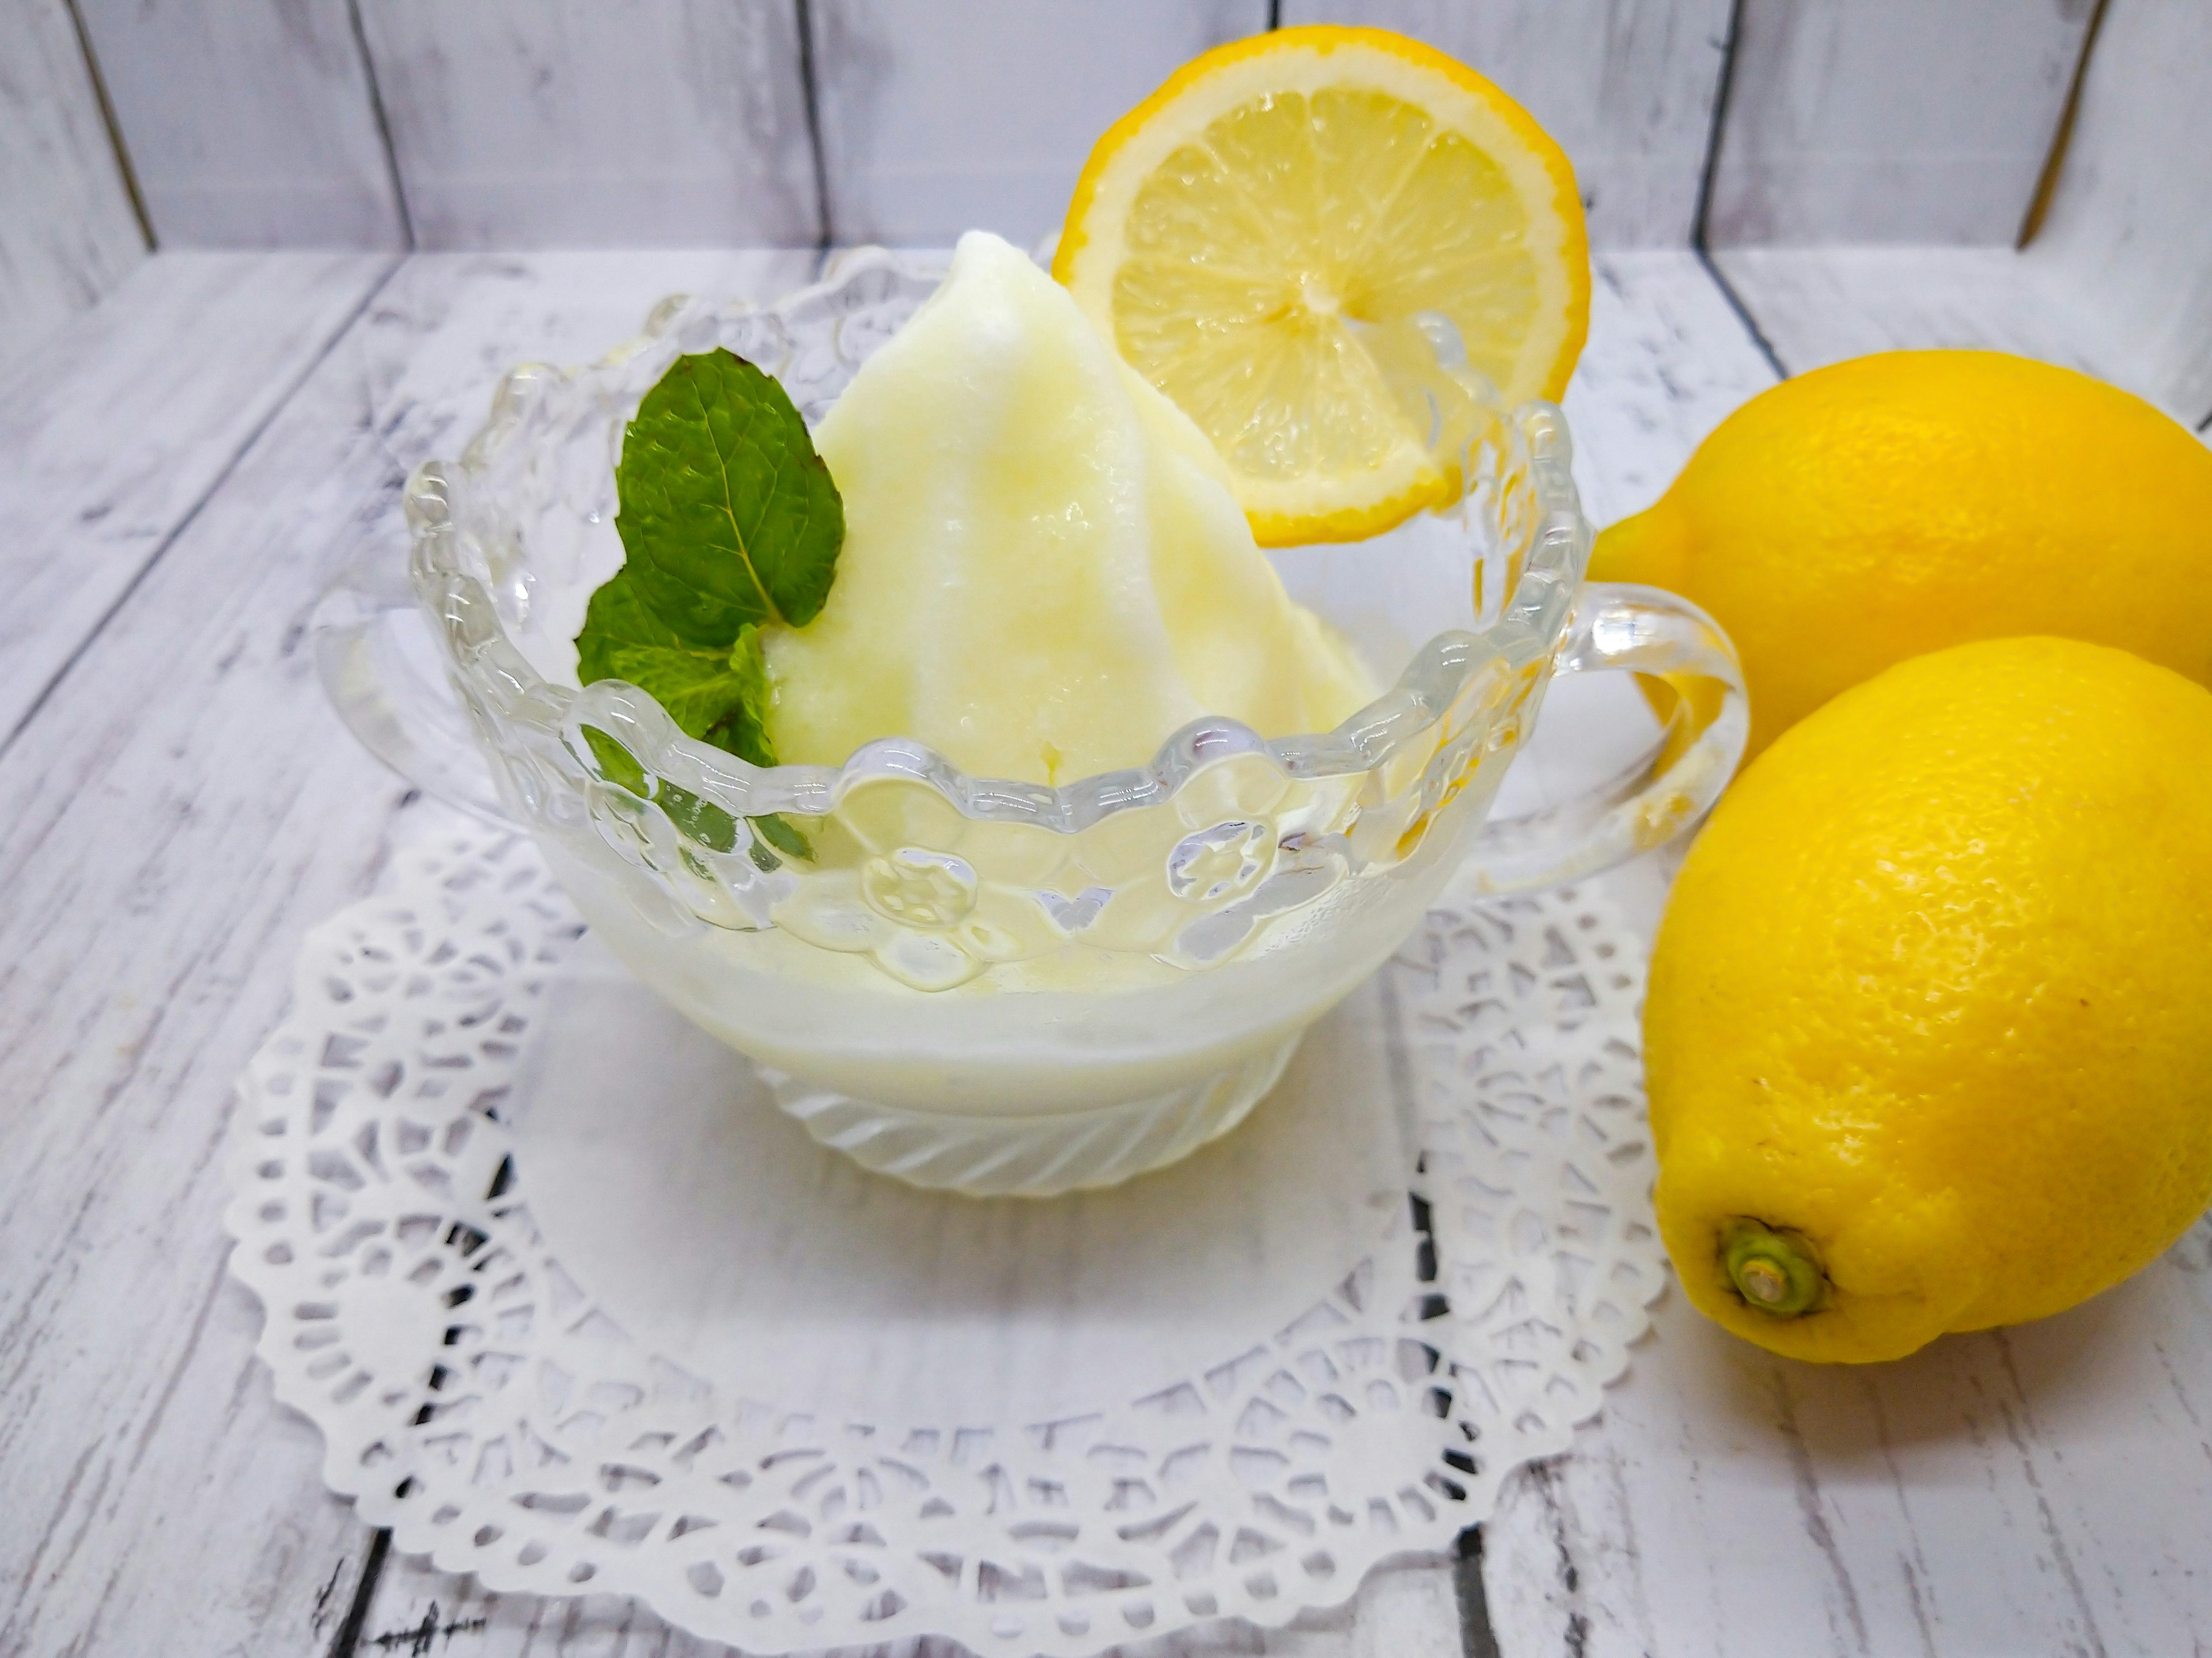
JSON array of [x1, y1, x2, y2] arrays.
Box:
[[0, 0, 146, 374], [1706, 0, 2095, 246], [74, 0, 405, 249], [2028, 0, 2212, 427], [355, 246, 817, 471], [1483, 1219, 2212, 1657], [1715, 245, 2212, 441], [354, 0, 819, 249], [1714, 245, 2118, 377], [1562, 251, 1783, 528], [0, 251, 392, 744], [0, 248, 811, 1658], [358, 1553, 1465, 1657], [0, 274, 429, 1658], [1279, 0, 1733, 248], [810, 0, 1268, 248]]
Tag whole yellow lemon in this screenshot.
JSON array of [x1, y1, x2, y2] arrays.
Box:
[[1591, 351, 2212, 760], [1647, 636, 2212, 1363]]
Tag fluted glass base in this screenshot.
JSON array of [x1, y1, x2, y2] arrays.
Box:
[[760, 1034, 1304, 1197]]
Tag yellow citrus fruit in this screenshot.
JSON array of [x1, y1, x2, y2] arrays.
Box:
[[1590, 350, 2212, 760], [1054, 25, 1589, 547], [1647, 636, 2212, 1363]]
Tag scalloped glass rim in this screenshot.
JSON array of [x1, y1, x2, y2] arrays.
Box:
[[404, 246, 1588, 832]]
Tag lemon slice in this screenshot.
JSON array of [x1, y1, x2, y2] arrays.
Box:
[[1054, 26, 1590, 546]]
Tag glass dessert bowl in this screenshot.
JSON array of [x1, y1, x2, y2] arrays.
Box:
[[318, 249, 1747, 1197]]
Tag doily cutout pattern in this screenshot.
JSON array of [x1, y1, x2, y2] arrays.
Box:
[[225, 828, 1664, 1656]]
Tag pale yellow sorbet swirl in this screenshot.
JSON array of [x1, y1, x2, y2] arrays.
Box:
[[763, 231, 1376, 786]]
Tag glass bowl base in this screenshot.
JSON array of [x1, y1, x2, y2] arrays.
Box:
[[758, 1034, 1304, 1197]]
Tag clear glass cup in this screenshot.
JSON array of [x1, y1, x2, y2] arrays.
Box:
[[315, 250, 1747, 1197]]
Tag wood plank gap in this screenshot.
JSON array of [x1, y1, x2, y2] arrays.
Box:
[[1687, 0, 1741, 259], [795, 0, 836, 254], [1688, 0, 1786, 381], [0, 256, 400, 762], [60, 0, 153, 252], [347, 0, 416, 250], [1453, 1528, 1502, 1658], [2017, 0, 2111, 250], [1268, 0, 1282, 30], [326, 1528, 394, 1658], [1695, 245, 1787, 381]]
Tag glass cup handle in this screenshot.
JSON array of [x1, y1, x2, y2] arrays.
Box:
[[311, 545, 517, 824], [1455, 581, 1749, 896]]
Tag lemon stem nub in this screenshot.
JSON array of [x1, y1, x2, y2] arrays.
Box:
[[1722, 1220, 1825, 1318]]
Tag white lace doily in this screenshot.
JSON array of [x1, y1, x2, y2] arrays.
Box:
[[225, 826, 1664, 1657]]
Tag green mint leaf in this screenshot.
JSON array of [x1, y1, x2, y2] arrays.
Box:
[[609, 347, 843, 639], [715, 624, 775, 768], [573, 348, 837, 868], [580, 724, 649, 798], [575, 349, 839, 757], [577, 724, 806, 868], [752, 811, 812, 861], [575, 572, 754, 747]]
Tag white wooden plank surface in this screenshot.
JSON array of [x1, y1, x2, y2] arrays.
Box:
[[1705, 0, 2094, 246], [75, 0, 406, 249], [0, 249, 811, 1658], [0, 0, 146, 374], [354, 0, 819, 249], [0, 250, 392, 744], [1563, 251, 1787, 528], [1279, 0, 1733, 248], [358, 1553, 1465, 1658], [2028, 0, 2212, 428], [0, 276, 429, 1658], [1483, 1217, 2212, 1657], [810, 0, 1269, 248], [1714, 245, 2114, 377], [1714, 246, 2212, 442]]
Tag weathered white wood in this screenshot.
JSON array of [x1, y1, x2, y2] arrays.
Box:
[[357, 246, 816, 468], [354, 0, 819, 249], [2028, 0, 2212, 427], [1278, 0, 1733, 248], [0, 250, 392, 742], [0, 289, 429, 1658], [1714, 245, 2212, 442], [1714, 245, 2120, 378], [1483, 1219, 2212, 1657], [75, 0, 405, 249], [0, 248, 812, 1658], [1563, 250, 1786, 528], [357, 1554, 1465, 1656], [810, 0, 1268, 248], [0, 0, 145, 373], [1706, 0, 2094, 246]]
